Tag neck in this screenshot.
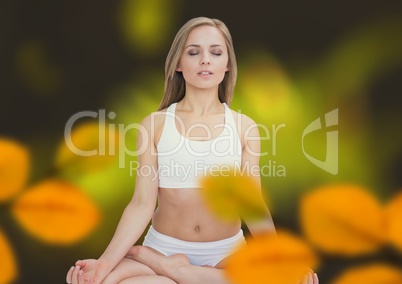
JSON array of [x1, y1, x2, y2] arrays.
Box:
[[179, 86, 222, 115]]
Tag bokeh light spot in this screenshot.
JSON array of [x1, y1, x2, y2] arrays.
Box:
[[117, 0, 180, 55], [0, 138, 30, 202], [225, 230, 319, 284], [300, 184, 385, 255], [12, 179, 101, 245], [0, 229, 18, 284]]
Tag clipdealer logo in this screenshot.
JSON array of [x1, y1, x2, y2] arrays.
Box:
[[62, 108, 339, 176], [302, 109, 339, 175]]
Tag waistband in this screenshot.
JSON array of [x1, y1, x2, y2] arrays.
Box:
[[146, 225, 245, 249]]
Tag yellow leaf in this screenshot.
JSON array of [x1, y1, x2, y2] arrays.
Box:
[[0, 229, 18, 284], [300, 184, 385, 256], [332, 263, 402, 284], [118, 0, 179, 55], [12, 179, 101, 245], [199, 169, 268, 222], [385, 191, 402, 252], [55, 121, 119, 175], [225, 230, 319, 284], [0, 138, 29, 202]]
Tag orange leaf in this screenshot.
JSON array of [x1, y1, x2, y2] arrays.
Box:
[[225, 230, 319, 284], [55, 121, 119, 174], [385, 191, 402, 252], [199, 169, 268, 222], [300, 184, 385, 256], [0, 229, 18, 283], [0, 138, 29, 202], [332, 263, 402, 284], [11, 179, 101, 245]]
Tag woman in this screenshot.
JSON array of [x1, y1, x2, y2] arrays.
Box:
[[66, 17, 318, 284]]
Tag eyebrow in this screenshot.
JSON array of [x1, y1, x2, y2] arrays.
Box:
[[184, 44, 223, 49]]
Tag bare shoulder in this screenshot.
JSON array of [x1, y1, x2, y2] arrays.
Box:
[[140, 108, 167, 128], [139, 108, 168, 146], [230, 109, 258, 131], [230, 109, 259, 149]]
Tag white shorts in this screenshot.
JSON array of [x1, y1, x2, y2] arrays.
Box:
[[142, 225, 246, 267]]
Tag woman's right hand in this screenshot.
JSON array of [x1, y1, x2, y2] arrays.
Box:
[[300, 271, 319, 284], [66, 259, 111, 284]]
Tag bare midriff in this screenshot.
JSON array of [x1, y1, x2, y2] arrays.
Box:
[[152, 187, 241, 242]]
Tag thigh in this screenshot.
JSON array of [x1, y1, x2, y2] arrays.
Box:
[[102, 257, 156, 284]]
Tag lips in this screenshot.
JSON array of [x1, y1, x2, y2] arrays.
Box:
[[198, 70, 213, 75]]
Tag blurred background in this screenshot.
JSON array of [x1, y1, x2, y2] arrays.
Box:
[[1, 0, 402, 283]]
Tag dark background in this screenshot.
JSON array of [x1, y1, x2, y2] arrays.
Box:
[[1, 0, 402, 283]]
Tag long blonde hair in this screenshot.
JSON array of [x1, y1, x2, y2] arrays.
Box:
[[158, 17, 237, 111]]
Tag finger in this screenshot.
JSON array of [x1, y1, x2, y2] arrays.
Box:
[[314, 273, 319, 284], [310, 271, 317, 284], [76, 260, 85, 268], [302, 271, 314, 284], [66, 266, 74, 283], [72, 266, 81, 284], [78, 269, 85, 284]]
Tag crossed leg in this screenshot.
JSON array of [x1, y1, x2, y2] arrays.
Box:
[[126, 246, 231, 284], [125, 246, 318, 284], [102, 256, 176, 284]]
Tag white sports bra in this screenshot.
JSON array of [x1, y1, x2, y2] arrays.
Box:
[[157, 102, 242, 188]]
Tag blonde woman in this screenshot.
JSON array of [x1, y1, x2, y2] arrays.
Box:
[[66, 17, 318, 284]]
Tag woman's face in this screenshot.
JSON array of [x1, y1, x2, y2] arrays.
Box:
[[177, 25, 229, 93]]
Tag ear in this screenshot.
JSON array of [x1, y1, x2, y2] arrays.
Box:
[[225, 65, 229, 72], [176, 65, 182, 72]]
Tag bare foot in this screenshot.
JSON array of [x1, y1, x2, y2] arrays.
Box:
[[129, 246, 189, 278]]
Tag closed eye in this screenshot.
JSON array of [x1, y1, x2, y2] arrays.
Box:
[[188, 49, 199, 56], [211, 49, 223, 56]]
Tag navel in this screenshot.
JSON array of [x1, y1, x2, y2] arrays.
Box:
[[194, 225, 200, 232]]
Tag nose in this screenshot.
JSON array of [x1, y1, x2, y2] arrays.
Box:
[[200, 52, 210, 65]]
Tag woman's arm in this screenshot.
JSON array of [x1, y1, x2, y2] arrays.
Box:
[[238, 114, 318, 284], [239, 114, 275, 236], [76, 114, 160, 283]]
